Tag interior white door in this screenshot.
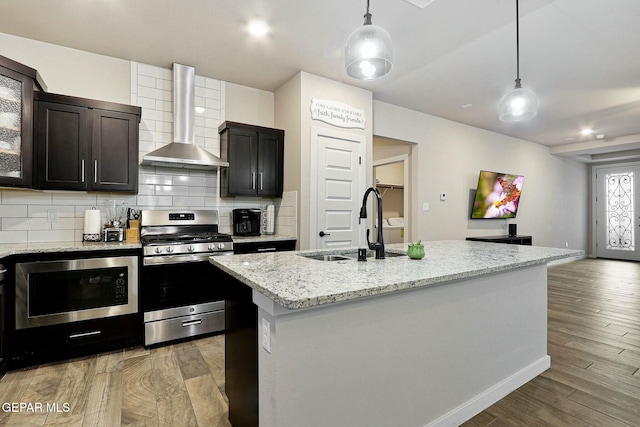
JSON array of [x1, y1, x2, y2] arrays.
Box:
[[595, 164, 640, 261], [311, 126, 365, 249]]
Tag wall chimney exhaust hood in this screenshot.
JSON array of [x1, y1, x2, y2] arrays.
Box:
[[141, 63, 228, 170]]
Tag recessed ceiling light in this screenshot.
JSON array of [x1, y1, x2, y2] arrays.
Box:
[[580, 128, 593, 136], [461, 103, 473, 108], [564, 137, 574, 141], [596, 134, 605, 139], [248, 20, 269, 37]]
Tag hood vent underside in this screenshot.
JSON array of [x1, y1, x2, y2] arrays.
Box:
[[141, 63, 228, 170]]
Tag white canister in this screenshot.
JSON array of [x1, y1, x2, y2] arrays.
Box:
[[265, 204, 275, 235], [83, 208, 102, 242]]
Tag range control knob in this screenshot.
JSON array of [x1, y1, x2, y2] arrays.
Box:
[[187, 245, 195, 252], [208, 243, 216, 251], [218, 243, 225, 249], [155, 247, 163, 254], [167, 246, 174, 253]]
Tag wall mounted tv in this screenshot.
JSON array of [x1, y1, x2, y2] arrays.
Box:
[[471, 170, 524, 219]]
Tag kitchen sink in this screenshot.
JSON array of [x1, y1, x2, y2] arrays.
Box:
[[302, 254, 352, 262]]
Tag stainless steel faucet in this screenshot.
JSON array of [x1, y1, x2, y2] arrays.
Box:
[[359, 187, 385, 259]]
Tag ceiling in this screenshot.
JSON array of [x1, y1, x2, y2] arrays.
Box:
[[2, 0, 640, 161]]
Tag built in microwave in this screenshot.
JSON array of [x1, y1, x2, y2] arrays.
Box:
[[15, 255, 138, 329]]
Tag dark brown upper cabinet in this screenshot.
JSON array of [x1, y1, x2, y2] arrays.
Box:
[[35, 92, 141, 193], [0, 55, 46, 189], [219, 121, 284, 197]]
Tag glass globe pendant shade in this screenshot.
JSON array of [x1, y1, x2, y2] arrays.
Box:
[[499, 81, 538, 122], [345, 24, 393, 80]]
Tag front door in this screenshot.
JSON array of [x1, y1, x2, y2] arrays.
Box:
[[311, 126, 365, 249], [595, 164, 640, 261]]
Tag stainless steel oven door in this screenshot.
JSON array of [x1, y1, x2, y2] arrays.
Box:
[[15, 256, 138, 329]]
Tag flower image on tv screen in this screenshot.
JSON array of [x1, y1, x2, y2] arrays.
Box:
[[471, 170, 524, 219]]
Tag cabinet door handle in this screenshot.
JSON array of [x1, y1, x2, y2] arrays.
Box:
[[251, 172, 256, 190], [94, 160, 98, 183], [69, 330, 101, 339], [81, 159, 85, 183], [260, 172, 263, 190]]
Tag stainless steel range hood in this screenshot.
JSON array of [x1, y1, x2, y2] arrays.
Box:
[[141, 63, 228, 170]]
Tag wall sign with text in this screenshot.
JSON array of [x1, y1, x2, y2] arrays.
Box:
[[310, 98, 365, 129]]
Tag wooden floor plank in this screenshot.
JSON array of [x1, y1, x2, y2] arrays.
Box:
[[120, 355, 158, 426], [184, 374, 230, 427], [81, 371, 123, 427]]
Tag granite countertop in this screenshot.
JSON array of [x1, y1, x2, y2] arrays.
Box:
[[0, 241, 141, 259], [210, 240, 583, 310], [231, 234, 296, 244]]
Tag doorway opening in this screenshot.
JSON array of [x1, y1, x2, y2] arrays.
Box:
[[373, 136, 416, 243]]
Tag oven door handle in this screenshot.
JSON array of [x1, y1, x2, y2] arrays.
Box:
[[182, 319, 202, 327], [143, 253, 215, 265]]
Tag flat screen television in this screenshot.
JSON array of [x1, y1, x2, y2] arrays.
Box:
[[471, 170, 524, 219]]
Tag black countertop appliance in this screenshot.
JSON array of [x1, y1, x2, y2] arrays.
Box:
[[233, 208, 261, 236]]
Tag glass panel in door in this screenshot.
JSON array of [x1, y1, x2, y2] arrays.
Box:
[[0, 73, 23, 178], [596, 164, 640, 261]]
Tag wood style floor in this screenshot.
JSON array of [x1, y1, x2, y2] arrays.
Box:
[[1, 258, 638, 426], [0, 334, 230, 427]]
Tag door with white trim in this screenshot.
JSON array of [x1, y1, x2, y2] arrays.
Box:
[[311, 126, 365, 249], [595, 164, 640, 261]]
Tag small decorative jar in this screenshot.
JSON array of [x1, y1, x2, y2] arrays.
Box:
[[407, 240, 425, 260]]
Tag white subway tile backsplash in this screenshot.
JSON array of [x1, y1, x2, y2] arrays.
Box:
[[1, 192, 53, 205], [155, 99, 172, 112], [156, 185, 189, 196], [138, 75, 156, 88], [136, 195, 174, 206], [28, 230, 75, 242], [28, 205, 75, 218], [138, 63, 172, 80], [172, 196, 205, 207], [3, 217, 51, 231], [136, 97, 157, 110], [0, 230, 27, 244], [0, 205, 27, 217], [138, 85, 171, 102], [156, 78, 171, 91]]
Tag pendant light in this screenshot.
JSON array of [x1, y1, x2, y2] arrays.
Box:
[[499, 0, 537, 122], [345, 0, 393, 80]]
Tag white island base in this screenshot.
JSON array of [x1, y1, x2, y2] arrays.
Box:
[[254, 264, 549, 427]]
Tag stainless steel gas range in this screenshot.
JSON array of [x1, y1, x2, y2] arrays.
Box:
[[140, 209, 233, 346]]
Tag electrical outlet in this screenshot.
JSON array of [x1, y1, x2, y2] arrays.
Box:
[[422, 202, 430, 212], [261, 317, 271, 353], [47, 209, 58, 223], [440, 192, 447, 201]]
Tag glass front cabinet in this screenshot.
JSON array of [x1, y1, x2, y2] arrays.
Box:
[[0, 55, 46, 188]]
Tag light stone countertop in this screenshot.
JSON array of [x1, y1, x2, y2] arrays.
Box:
[[210, 240, 583, 310], [0, 241, 141, 259]]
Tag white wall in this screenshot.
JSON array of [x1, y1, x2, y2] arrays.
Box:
[[373, 100, 589, 251], [0, 33, 130, 104]]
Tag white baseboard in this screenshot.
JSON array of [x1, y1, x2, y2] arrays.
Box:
[[425, 355, 551, 427]]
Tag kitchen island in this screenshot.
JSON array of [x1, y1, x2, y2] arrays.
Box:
[[210, 240, 582, 427]]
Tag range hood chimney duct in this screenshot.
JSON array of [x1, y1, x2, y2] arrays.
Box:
[[141, 63, 228, 170]]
